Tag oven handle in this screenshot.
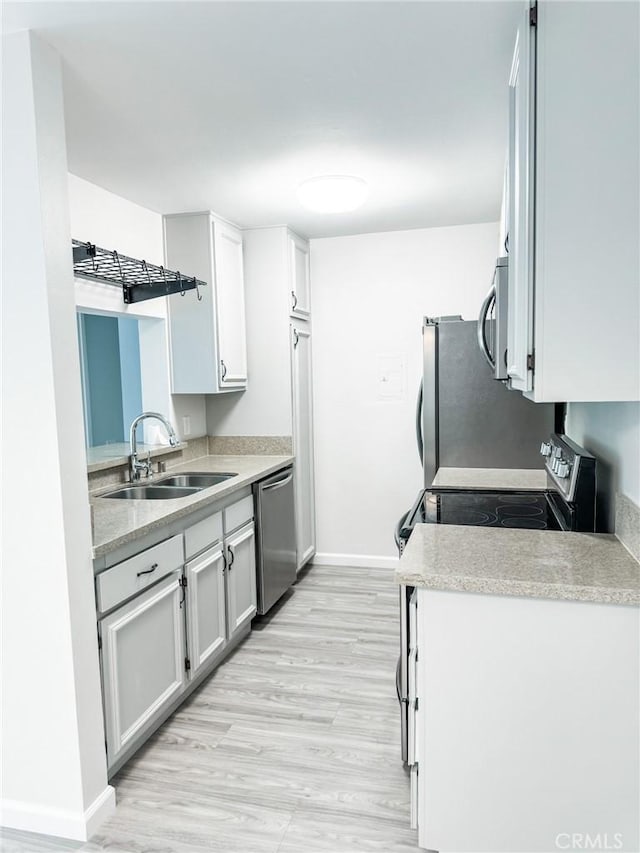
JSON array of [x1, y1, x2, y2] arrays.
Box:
[[396, 656, 409, 705], [394, 511, 409, 551]]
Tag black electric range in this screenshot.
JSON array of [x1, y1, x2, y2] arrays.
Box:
[[401, 488, 562, 535], [397, 433, 596, 551], [395, 434, 596, 767]]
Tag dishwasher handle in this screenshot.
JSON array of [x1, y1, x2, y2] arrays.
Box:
[[261, 469, 294, 492]]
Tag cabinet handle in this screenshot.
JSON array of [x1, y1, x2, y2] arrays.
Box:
[[220, 359, 227, 381], [293, 329, 299, 348], [227, 546, 234, 570], [222, 549, 227, 571], [291, 290, 297, 310], [137, 562, 158, 577]]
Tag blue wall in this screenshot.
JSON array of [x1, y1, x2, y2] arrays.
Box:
[[118, 316, 143, 437], [78, 313, 143, 447]]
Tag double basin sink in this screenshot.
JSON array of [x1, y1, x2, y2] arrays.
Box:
[[102, 472, 237, 501]]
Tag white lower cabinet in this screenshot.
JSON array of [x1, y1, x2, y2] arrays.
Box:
[[100, 570, 186, 769], [98, 492, 259, 772], [224, 522, 257, 637], [407, 590, 419, 831], [412, 587, 639, 852], [185, 543, 227, 678]]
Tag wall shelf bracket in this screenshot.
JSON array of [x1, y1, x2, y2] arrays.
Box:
[[72, 239, 206, 305]]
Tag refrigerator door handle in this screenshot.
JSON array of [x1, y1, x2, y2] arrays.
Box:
[[416, 379, 424, 464], [477, 284, 496, 369]]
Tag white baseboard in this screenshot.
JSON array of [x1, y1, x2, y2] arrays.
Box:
[[311, 552, 400, 570], [1, 785, 116, 842]]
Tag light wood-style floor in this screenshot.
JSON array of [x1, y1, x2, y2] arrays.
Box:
[[2, 564, 417, 853]]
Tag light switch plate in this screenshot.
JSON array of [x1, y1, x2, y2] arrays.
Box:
[[377, 353, 406, 401]]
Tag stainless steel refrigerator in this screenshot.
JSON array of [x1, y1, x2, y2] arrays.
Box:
[[417, 316, 554, 485]]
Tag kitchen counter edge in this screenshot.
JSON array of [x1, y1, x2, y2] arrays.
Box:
[[396, 523, 640, 607], [91, 454, 293, 560]]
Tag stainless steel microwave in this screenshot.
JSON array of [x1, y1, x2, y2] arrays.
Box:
[[477, 255, 509, 381]]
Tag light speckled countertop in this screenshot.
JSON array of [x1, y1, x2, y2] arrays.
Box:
[[91, 454, 293, 558], [432, 467, 548, 491], [397, 523, 640, 606]]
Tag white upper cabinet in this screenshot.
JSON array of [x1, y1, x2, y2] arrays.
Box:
[[289, 231, 311, 318], [506, 1, 640, 402], [164, 212, 247, 394], [290, 323, 316, 570], [506, 3, 535, 393], [213, 219, 248, 388], [241, 226, 316, 571]]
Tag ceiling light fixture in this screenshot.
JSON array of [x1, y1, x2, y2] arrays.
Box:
[[297, 175, 368, 214]]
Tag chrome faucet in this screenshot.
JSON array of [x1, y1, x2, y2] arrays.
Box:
[[129, 412, 179, 481]]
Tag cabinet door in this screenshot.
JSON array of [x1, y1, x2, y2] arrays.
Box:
[[185, 544, 226, 678], [100, 571, 186, 768], [225, 522, 257, 638], [165, 213, 218, 394], [408, 590, 420, 830], [212, 219, 248, 389], [289, 232, 311, 318], [507, 2, 535, 392], [291, 324, 316, 570]]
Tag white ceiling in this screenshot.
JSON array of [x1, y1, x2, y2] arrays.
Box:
[[4, 1, 521, 238]]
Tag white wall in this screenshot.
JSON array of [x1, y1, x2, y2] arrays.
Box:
[[1, 31, 114, 839], [310, 222, 499, 564], [566, 402, 640, 532], [68, 175, 207, 440]]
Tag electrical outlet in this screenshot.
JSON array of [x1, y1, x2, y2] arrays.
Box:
[[182, 415, 191, 437]]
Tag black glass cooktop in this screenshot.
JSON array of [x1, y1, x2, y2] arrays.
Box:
[[404, 490, 563, 534]]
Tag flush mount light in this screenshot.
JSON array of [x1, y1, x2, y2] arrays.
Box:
[[297, 175, 368, 213]]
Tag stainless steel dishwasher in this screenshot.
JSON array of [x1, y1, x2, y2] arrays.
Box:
[[253, 466, 296, 614]]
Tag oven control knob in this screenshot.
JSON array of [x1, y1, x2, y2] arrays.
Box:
[[557, 462, 570, 478], [552, 456, 563, 473], [553, 446, 563, 458], [540, 442, 552, 457]]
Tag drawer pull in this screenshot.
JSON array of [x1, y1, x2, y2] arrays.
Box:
[[137, 563, 159, 577]]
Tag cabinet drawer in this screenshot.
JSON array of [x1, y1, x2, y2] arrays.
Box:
[[185, 510, 223, 560], [224, 495, 254, 534], [96, 535, 184, 614]]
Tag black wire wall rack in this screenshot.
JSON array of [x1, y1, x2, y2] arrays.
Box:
[[72, 240, 206, 305]]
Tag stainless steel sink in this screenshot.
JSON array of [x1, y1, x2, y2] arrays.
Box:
[[156, 472, 237, 488], [101, 485, 201, 500]]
